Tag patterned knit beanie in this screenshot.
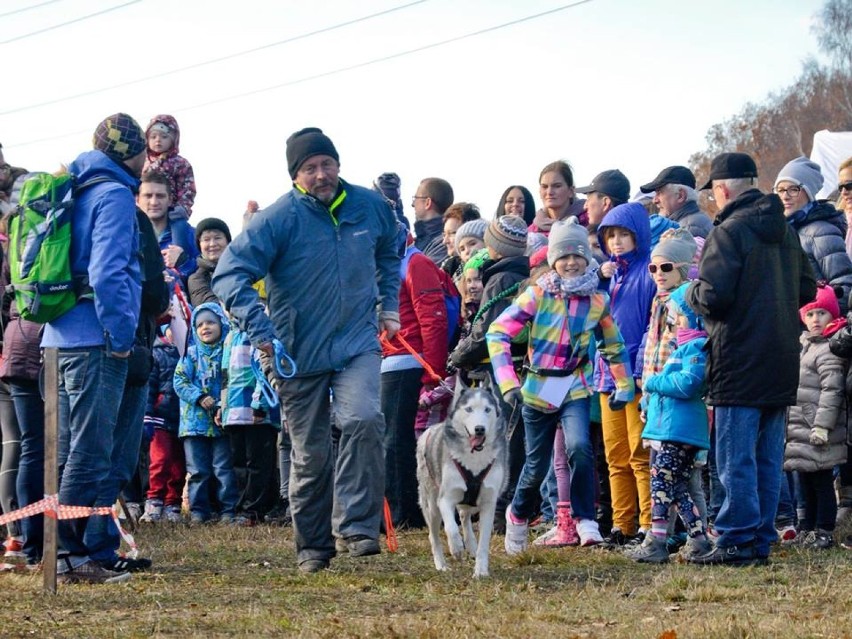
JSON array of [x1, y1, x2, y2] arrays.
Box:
[[454, 219, 487, 251], [484, 215, 528, 258], [93, 113, 146, 161]]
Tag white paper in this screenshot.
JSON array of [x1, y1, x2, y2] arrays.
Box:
[[538, 376, 573, 407]]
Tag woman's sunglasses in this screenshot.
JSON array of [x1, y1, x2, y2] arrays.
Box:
[[648, 262, 686, 274]]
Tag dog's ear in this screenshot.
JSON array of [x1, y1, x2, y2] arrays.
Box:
[[479, 374, 504, 415], [449, 371, 466, 412]]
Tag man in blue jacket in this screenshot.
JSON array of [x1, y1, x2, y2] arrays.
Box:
[[41, 113, 146, 584], [213, 127, 401, 573]]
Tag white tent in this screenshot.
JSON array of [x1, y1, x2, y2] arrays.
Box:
[[810, 129, 852, 199]]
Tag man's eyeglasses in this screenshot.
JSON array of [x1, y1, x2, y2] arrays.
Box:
[[411, 195, 428, 203], [774, 185, 802, 197], [648, 262, 686, 274], [838, 181, 852, 193]]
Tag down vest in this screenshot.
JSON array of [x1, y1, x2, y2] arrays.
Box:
[[784, 333, 849, 472], [686, 190, 817, 407]]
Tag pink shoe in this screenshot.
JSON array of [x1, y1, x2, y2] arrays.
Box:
[[538, 502, 579, 547]]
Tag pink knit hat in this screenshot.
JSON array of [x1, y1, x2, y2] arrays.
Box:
[[799, 284, 841, 323]]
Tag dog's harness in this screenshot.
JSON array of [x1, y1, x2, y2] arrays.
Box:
[[423, 428, 494, 507]]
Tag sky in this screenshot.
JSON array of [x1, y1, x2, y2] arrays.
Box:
[[3, 0, 827, 234]]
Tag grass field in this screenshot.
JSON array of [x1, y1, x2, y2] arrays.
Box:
[[1, 523, 850, 638]]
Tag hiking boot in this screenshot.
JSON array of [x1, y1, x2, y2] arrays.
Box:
[[99, 555, 152, 572], [3, 537, 25, 559], [504, 509, 529, 555], [535, 502, 579, 548], [57, 560, 131, 584], [776, 525, 797, 545], [163, 505, 182, 523], [679, 535, 713, 561], [339, 535, 380, 557], [298, 558, 329, 574], [139, 500, 163, 524], [804, 529, 834, 550], [630, 535, 669, 564], [687, 543, 767, 567], [576, 518, 603, 546]]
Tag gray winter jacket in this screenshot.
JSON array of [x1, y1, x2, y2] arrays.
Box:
[[784, 333, 849, 473], [666, 200, 713, 239]]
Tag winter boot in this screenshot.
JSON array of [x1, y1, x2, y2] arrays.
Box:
[[535, 501, 579, 547]]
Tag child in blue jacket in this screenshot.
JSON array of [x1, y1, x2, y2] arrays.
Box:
[[632, 283, 711, 563], [173, 303, 239, 523]]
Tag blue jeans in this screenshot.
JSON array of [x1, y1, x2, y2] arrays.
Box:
[[512, 398, 595, 521], [84, 383, 147, 562], [183, 435, 239, 520], [775, 470, 797, 528], [9, 379, 44, 563], [279, 351, 385, 564], [56, 348, 128, 569], [713, 405, 786, 556]]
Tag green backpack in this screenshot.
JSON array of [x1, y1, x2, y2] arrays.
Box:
[[9, 173, 109, 323]]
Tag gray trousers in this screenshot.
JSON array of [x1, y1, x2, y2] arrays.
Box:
[[278, 351, 385, 564]]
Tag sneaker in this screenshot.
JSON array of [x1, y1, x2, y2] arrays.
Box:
[[840, 534, 852, 550], [232, 514, 256, 527], [4, 537, 25, 559], [139, 500, 163, 524], [687, 543, 767, 567], [99, 555, 152, 572], [189, 512, 207, 525], [576, 518, 604, 546], [630, 535, 669, 564], [622, 529, 646, 552], [124, 501, 142, 522], [339, 535, 380, 557], [532, 524, 558, 546], [777, 525, 797, 545], [599, 528, 632, 550], [218, 513, 234, 525], [796, 530, 817, 547], [163, 505, 182, 523], [298, 558, 329, 573], [504, 509, 529, 556], [805, 530, 834, 550], [57, 560, 131, 584], [335, 537, 348, 554], [264, 500, 292, 526], [679, 535, 713, 561]]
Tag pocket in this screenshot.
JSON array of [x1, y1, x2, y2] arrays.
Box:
[[59, 350, 91, 393]]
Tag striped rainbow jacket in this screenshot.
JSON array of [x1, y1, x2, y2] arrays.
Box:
[[487, 273, 635, 413]]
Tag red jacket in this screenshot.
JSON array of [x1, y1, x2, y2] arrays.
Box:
[[382, 250, 448, 383]]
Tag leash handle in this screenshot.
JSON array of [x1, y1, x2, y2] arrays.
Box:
[[379, 330, 443, 384], [251, 339, 298, 408]]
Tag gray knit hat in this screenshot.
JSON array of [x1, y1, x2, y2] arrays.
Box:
[[774, 156, 824, 202], [454, 219, 487, 250], [548, 217, 591, 266], [651, 228, 697, 279], [484, 215, 527, 258]]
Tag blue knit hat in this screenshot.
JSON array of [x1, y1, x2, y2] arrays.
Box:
[[668, 282, 702, 330]]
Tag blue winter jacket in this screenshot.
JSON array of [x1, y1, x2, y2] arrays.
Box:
[[212, 180, 401, 376], [157, 219, 199, 281], [648, 214, 680, 250], [595, 202, 655, 391], [41, 150, 141, 353], [173, 303, 230, 437], [146, 337, 181, 433], [641, 336, 710, 449]]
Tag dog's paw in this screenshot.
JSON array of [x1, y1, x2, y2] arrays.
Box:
[[448, 534, 465, 560], [473, 566, 490, 579], [434, 561, 450, 572]]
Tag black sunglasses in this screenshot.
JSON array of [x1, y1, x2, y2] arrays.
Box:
[[648, 262, 685, 274], [839, 181, 852, 193]]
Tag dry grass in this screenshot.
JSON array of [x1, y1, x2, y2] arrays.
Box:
[[1, 523, 851, 638]]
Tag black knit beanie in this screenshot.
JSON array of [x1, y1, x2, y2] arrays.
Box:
[[195, 217, 232, 250], [286, 127, 339, 179]]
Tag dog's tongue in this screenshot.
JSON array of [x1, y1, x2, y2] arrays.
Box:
[[469, 434, 486, 452]]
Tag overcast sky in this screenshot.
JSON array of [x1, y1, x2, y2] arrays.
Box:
[[3, 0, 825, 233]]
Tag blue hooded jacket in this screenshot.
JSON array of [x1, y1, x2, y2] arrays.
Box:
[[41, 150, 141, 353], [173, 303, 230, 437], [595, 202, 655, 391]]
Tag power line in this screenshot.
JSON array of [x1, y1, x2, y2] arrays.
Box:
[[7, 0, 593, 149], [0, 0, 64, 19], [176, 0, 594, 113], [1, 0, 428, 116], [0, 0, 141, 45]]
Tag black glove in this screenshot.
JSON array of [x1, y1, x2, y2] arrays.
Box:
[[608, 394, 628, 412], [503, 388, 523, 408]]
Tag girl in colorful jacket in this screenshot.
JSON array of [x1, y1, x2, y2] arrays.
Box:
[[631, 283, 712, 563], [487, 218, 634, 552]]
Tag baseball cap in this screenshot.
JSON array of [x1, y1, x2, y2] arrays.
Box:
[[575, 169, 630, 202], [699, 153, 758, 190], [640, 165, 696, 193]]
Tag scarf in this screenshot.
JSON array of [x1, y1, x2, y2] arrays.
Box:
[[537, 268, 600, 298], [677, 327, 707, 346]]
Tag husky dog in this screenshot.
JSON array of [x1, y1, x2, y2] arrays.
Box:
[[416, 380, 508, 578]]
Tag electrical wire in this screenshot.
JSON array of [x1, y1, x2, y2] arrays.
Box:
[[1, 0, 428, 116], [0, 0, 64, 19], [0, 0, 142, 45]]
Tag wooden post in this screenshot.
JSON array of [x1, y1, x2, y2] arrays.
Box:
[[43, 347, 58, 594]]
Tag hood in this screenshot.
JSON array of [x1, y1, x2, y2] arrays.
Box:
[[189, 301, 230, 350], [719, 189, 786, 245], [67, 150, 140, 190], [145, 114, 181, 158], [481, 254, 529, 285], [597, 201, 652, 259], [795, 200, 848, 235], [649, 214, 680, 247]]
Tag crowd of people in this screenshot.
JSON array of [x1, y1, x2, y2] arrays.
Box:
[[0, 112, 851, 583]]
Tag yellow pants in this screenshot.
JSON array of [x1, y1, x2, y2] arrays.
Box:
[[600, 392, 651, 534]]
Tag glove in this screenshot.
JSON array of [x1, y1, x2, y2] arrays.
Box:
[[809, 427, 829, 446], [502, 388, 523, 408], [258, 347, 284, 393], [608, 394, 628, 412]]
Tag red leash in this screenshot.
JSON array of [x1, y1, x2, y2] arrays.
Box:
[[379, 330, 443, 384]]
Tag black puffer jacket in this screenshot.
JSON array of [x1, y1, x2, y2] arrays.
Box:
[[789, 200, 852, 315], [450, 255, 529, 369], [188, 257, 219, 308], [686, 189, 816, 408]]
